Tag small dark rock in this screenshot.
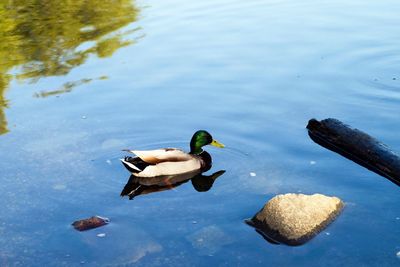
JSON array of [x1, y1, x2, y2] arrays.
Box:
[[72, 216, 110, 231]]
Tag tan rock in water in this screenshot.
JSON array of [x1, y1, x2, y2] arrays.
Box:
[[246, 193, 344, 246]]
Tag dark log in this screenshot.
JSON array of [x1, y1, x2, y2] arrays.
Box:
[[307, 118, 400, 186]]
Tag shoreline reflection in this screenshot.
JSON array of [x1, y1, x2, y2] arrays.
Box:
[[0, 0, 141, 135]]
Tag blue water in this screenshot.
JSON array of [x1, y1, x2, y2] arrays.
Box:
[[1, 0, 400, 266]]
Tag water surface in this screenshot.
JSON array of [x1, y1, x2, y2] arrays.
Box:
[[1, 0, 400, 266]]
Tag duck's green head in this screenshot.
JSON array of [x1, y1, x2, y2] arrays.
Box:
[[190, 130, 225, 154]]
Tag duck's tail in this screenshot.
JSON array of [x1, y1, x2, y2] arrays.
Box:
[[120, 155, 154, 173], [120, 156, 143, 173]]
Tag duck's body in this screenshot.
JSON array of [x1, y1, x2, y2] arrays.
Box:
[[120, 130, 224, 178], [121, 148, 211, 177]]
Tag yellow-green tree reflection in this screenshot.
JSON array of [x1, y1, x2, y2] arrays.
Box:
[[0, 0, 140, 135]]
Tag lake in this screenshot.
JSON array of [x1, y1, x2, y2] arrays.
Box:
[[1, 0, 400, 266]]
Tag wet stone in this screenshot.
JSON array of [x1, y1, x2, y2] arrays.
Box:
[[246, 193, 344, 246], [72, 216, 110, 231]]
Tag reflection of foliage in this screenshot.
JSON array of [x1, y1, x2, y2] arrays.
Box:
[[0, 0, 140, 135], [0, 75, 10, 134], [33, 76, 108, 98]]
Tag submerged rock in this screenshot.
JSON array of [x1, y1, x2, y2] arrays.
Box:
[[246, 193, 344, 246], [72, 216, 110, 231], [187, 225, 234, 255]]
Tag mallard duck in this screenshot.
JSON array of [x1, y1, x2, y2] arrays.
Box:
[[120, 130, 224, 177]]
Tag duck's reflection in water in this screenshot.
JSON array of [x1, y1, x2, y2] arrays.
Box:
[[121, 170, 225, 200]]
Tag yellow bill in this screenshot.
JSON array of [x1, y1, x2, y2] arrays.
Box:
[[210, 139, 225, 148]]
